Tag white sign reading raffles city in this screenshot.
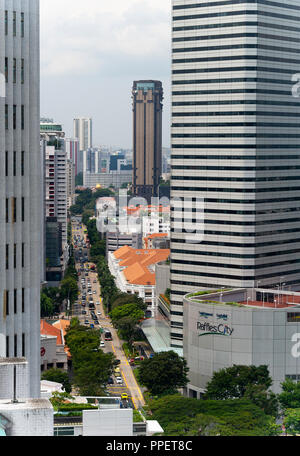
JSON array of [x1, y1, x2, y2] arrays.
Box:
[[197, 309, 234, 337]]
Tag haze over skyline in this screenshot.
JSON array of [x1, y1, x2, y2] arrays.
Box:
[[40, 0, 171, 149]]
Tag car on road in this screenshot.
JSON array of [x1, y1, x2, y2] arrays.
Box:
[[82, 311, 87, 315], [93, 280, 97, 284], [121, 393, 129, 401], [100, 341, 105, 348], [116, 377, 123, 385], [93, 291, 97, 294], [114, 367, 121, 375], [84, 320, 89, 325], [97, 311, 102, 316], [114, 359, 121, 366], [107, 377, 114, 385], [94, 320, 100, 325], [129, 359, 135, 366]]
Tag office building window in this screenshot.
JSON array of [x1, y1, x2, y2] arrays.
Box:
[[21, 13, 24, 37], [14, 335, 17, 357], [22, 334, 25, 357], [13, 11, 16, 36], [13, 105, 16, 129], [12, 198, 16, 223], [14, 244, 17, 269], [5, 105, 8, 129], [22, 288, 25, 313], [5, 151, 8, 176], [6, 336, 9, 358], [13, 151, 16, 176], [6, 198, 9, 223], [5, 11, 8, 35], [5, 57, 8, 82], [21, 105, 24, 130], [22, 243, 25, 268], [6, 245, 9, 270], [21, 59, 24, 84], [22, 197, 25, 222], [14, 289, 17, 314], [21, 151, 25, 176], [13, 58, 16, 83]]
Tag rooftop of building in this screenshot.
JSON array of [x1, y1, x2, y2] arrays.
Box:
[[186, 288, 300, 310]]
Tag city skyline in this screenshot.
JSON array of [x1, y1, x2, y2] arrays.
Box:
[[40, 0, 171, 149]]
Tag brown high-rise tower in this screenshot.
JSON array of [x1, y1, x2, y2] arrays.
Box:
[[132, 81, 163, 202]]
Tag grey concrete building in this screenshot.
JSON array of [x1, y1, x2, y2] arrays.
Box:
[[170, 0, 300, 351], [0, 0, 41, 398]]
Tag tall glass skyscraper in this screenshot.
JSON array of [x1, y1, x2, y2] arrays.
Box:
[[170, 0, 300, 349], [0, 0, 41, 397]]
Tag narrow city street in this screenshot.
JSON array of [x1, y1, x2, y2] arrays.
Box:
[[71, 218, 145, 410]]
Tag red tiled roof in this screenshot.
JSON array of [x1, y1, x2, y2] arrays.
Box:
[[40, 320, 63, 345]]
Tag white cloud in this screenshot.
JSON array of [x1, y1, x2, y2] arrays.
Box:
[[40, 0, 171, 77]]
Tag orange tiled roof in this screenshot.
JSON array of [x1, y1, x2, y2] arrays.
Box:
[[113, 246, 170, 286], [40, 320, 63, 345], [52, 320, 71, 358]]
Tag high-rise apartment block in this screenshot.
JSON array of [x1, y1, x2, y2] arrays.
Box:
[[73, 117, 93, 152], [0, 0, 42, 398], [132, 81, 163, 203], [170, 0, 300, 349], [41, 120, 70, 280]]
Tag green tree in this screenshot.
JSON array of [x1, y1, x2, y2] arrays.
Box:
[[42, 368, 72, 394], [284, 408, 300, 436], [111, 293, 147, 312], [244, 384, 279, 417], [60, 276, 79, 307], [41, 292, 54, 318], [204, 365, 273, 401], [139, 351, 189, 396], [110, 303, 144, 326], [148, 394, 281, 437], [65, 319, 115, 395]]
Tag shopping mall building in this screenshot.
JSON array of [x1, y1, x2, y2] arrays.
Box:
[[183, 288, 300, 398]]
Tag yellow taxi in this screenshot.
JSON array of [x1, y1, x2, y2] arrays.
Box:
[[121, 393, 129, 401]]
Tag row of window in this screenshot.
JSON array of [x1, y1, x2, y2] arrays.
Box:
[[5, 151, 25, 176], [6, 334, 25, 358], [6, 198, 25, 223], [171, 226, 300, 237], [173, 8, 299, 23], [4, 10, 25, 37], [171, 166, 300, 171], [172, 144, 300, 149], [5, 105, 25, 130], [171, 207, 300, 215], [172, 133, 300, 138], [173, 65, 295, 76], [173, 43, 300, 56], [173, 0, 300, 12], [173, 20, 300, 34], [173, 100, 300, 108], [171, 216, 300, 226], [173, 32, 300, 45], [3, 288, 25, 316], [173, 54, 300, 66], [170, 267, 300, 281], [171, 196, 300, 205], [171, 258, 300, 271], [171, 186, 300, 193], [171, 155, 300, 160], [171, 237, 300, 249], [172, 176, 300, 183], [172, 248, 300, 260], [5, 243, 25, 269], [4, 58, 25, 84], [173, 122, 300, 128], [170, 277, 300, 288], [173, 77, 296, 87]]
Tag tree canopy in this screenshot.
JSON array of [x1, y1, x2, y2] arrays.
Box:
[[42, 368, 72, 394], [204, 365, 273, 401], [138, 351, 189, 396]]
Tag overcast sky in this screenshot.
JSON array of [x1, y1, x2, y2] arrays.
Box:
[[40, 0, 171, 149]]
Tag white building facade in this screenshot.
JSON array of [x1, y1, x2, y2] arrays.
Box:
[[0, 0, 42, 398], [73, 117, 93, 152]]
